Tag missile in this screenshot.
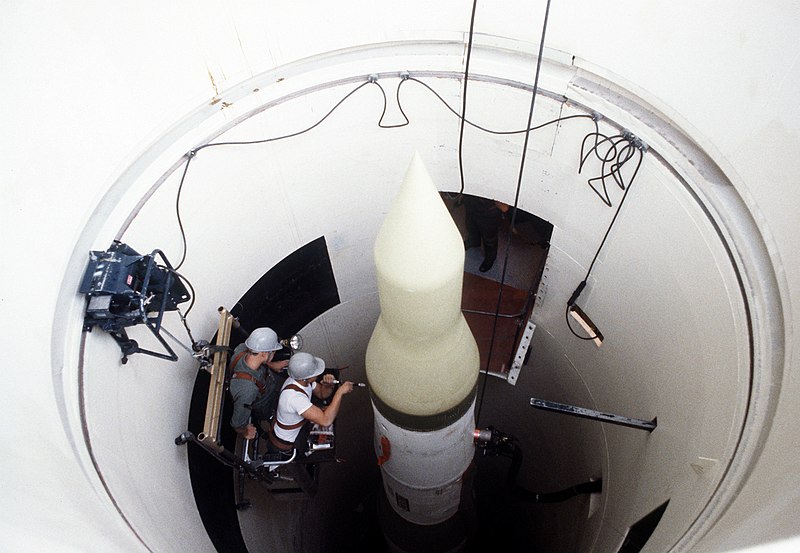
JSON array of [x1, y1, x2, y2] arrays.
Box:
[[366, 153, 480, 549]]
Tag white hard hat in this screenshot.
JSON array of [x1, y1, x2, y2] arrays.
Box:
[[288, 352, 325, 380], [244, 327, 282, 353]]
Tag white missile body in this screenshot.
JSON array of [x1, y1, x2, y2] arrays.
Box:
[[366, 153, 480, 526]]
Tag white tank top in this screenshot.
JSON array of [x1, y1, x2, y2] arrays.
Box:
[[273, 379, 315, 443]]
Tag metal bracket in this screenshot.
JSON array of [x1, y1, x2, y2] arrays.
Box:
[[507, 320, 535, 385], [530, 398, 657, 432]]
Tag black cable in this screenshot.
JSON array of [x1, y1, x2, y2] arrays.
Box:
[[173, 74, 599, 274], [165, 267, 198, 346], [609, 140, 639, 190], [171, 79, 378, 273], [375, 78, 410, 128], [565, 306, 597, 341], [169, 79, 396, 344], [580, 131, 642, 207], [193, 80, 374, 150], [478, 427, 601, 503], [171, 269, 196, 317], [401, 76, 594, 136], [582, 144, 643, 285], [458, 0, 480, 196], [174, 152, 194, 271], [476, 0, 553, 427], [167, 52, 639, 352], [580, 133, 624, 206], [566, 143, 644, 340]]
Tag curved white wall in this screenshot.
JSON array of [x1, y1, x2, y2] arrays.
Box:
[[2, 2, 798, 552]]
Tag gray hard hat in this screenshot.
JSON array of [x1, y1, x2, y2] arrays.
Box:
[[245, 327, 282, 353], [288, 352, 325, 380]]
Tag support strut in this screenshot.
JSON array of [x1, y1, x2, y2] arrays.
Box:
[[530, 398, 657, 432]]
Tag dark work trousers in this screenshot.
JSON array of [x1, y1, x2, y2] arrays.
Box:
[[267, 424, 318, 496], [464, 196, 500, 263]]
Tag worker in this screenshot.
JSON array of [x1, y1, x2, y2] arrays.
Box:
[[229, 327, 289, 440], [271, 352, 354, 448], [268, 352, 354, 494]]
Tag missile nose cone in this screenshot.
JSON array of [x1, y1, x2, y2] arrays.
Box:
[[375, 152, 464, 285], [367, 152, 479, 416], [373, 152, 465, 338]]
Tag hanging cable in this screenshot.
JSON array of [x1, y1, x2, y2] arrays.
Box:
[[399, 76, 594, 136], [174, 151, 194, 271], [457, 0, 480, 196], [172, 270, 198, 346], [395, 76, 637, 215], [566, 135, 645, 340], [583, 140, 645, 282], [167, 52, 644, 352], [173, 74, 604, 274], [168, 78, 400, 341], [159, 265, 198, 346], [395, 70, 636, 249], [374, 75, 410, 128], [579, 126, 642, 207], [193, 80, 374, 150], [171, 79, 382, 274], [476, 0, 554, 426], [475, 426, 602, 502]]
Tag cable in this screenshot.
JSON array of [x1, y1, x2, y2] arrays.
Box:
[[172, 74, 600, 274], [476, 426, 602, 503], [169, 79, 393, 343], [167, 45, 643, 352], [192, 80, 374, 150], [565, 306, 597, 341], [401, 76, 594, 136], [476, 0, 553, 426], [583, 141, 644, 279], [579, 129, 642, 207], [566, 139, 644, 340], [375, 77, 410, 128], [166, 267, 198, 346], [174, 153, 194, 271], [457, 0, 480, 196], [171, 79, 380, 275]]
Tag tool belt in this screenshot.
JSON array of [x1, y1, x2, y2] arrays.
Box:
[[268, 427, 296, 451]]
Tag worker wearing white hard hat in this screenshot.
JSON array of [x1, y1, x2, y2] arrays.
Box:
[[268, 352, 354, 494], [273, 353, 354, 444], [229, 327, 289, 440]]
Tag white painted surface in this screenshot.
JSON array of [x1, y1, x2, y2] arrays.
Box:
[[373, 405, 475, 525]]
